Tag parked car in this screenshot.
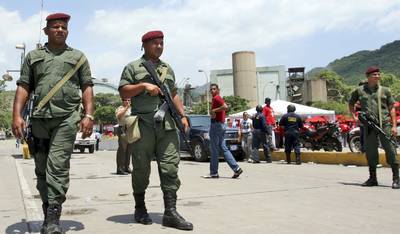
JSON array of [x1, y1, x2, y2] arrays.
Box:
[[74, 132, 96, 153], [179, 115, 243, 162]]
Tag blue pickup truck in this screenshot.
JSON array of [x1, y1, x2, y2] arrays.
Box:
[[179, 115, 243, 162]]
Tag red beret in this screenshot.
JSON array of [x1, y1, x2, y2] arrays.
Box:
[[142, 30, 164, 43], [46, 13, 70, 22], [365, 66, 380, 75]]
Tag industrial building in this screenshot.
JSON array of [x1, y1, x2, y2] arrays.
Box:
[[209, 51, 327, 107], [210, 51, 287, 107]]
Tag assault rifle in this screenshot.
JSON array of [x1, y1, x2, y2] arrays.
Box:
[[358, 111, 397, 146], [23, 92, 37, 154], [142, 60, 193, 156]]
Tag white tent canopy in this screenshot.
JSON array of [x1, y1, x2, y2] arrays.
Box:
[[231, 100, 336, 121]]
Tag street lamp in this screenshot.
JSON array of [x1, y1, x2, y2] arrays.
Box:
[[2, 74, 13, 81], [1, 44, 26, 90], [198, 69, 210, 115], [2, 70, 20, 81], [15, 43, 26, 69]]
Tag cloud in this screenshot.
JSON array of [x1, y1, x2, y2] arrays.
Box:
[[377, 8, 400, 32], [1, 0, 400, 91], [85, 0, 400, 86], [0, 7, 46, 90]]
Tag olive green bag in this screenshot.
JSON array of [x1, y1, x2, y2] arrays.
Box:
[[124, 116, 140, 143]]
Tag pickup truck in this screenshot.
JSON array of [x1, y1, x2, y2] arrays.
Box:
[[74, 132, 96, 153]]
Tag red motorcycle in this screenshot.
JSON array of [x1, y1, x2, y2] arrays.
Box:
[[300, 122, 343, 152]]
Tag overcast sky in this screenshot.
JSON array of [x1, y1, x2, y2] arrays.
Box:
[[1, 0, 400, 90]]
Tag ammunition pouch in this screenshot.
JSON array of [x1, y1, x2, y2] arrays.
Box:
[[154, 102, 169, 123]]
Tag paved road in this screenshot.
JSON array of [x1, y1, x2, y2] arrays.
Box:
[[1, 139, 399, 234]]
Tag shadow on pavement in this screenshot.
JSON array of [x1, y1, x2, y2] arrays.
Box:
[[5, 221, 28, 234], [107, 212, 163, 225], [11, 154, 23, 159], [338, 182, 392, 188], [6, 220, 84, 234]]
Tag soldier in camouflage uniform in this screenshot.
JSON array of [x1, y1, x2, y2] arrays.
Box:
[[119, 30, 193, 230], [12, 13, 94, 233], [349, 66, 399, 189]]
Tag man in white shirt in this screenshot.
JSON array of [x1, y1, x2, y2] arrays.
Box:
[[239, 112, 253, 161]]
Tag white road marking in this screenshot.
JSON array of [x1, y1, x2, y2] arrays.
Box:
[[15, 159, 42, 233]]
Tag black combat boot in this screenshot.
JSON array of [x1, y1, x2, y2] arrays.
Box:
[[285, 152, 291, 164], [391, 164, 399, 189], [295, 153, 301, 165], [133, 193, 152, 225], [40, 202, 49, 234], [46, 204, 64, 234], [162, 191, 193, 231], [362, 167, 378, 187]]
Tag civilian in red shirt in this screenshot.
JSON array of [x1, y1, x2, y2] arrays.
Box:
[[206, 84, 243, 179], [261, 98, 275, 162]]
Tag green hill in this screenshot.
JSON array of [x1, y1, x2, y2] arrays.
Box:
[[326, 40, 400, 85]]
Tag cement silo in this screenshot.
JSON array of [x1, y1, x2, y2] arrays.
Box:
[[232, 51, 257, 107]]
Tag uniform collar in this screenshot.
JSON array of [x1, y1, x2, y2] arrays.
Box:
[[141, 55, 167, 67], [41, 43, 72, 53], [364, 83, 378, 92]]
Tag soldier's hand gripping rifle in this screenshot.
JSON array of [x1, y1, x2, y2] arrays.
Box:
[[358, 111, 397, 146], [142, 60, 194, 156]]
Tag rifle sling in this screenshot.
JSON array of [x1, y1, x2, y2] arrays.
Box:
[[377, 84, 383, 128], [34, 55, 86, 113]]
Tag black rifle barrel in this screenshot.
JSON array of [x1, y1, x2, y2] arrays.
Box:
[[142, 60, 193, 155], [358, 111, 397, 146]]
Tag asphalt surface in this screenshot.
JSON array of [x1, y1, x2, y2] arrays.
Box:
[[1, 138, 399, 234]]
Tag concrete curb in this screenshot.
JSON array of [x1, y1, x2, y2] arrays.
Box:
[[258, 150, 400, 167]]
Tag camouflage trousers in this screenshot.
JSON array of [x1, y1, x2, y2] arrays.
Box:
[[31, 111, 80, 205], [130, 119, 181, 194]]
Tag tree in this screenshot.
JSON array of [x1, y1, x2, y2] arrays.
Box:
[[311, 101, 349, 115], [0, 80, 6, 92], [94, 93, 121, 109], [189, 95, 250, 115], [0, 90, 14, 130], [316, 70, 353, 103], [190, 102, 208, 115], [93, 93, 121, 127], [94, 106, 116, 125], [380, 72, 398, 87], [223, 95, 250, 115]]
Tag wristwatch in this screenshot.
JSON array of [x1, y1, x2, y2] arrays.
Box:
[[85, 114, 94, 121]]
